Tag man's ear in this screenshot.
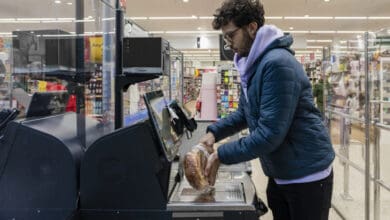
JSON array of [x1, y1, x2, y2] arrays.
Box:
[[247, 21, 258, 39]]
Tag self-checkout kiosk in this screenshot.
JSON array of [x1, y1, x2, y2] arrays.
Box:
[[78, 90, 266, 219]]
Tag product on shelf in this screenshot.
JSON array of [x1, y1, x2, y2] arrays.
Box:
[[380, 57, 390, 124], [217, 66, 241, 119]]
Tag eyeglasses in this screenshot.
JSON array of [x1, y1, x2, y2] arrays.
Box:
[[223, 27, 241, 42]]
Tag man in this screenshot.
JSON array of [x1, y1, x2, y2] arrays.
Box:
[[200, 0, 335, 219]]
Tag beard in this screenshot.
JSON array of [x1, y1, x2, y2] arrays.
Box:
[[237, 30, 254, 57]]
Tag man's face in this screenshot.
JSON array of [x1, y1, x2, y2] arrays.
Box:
[[221, 21, 254, 57]]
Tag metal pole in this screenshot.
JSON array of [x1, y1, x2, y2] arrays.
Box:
[[341, 107, 353, 200], [76, 0, 86, 147], [364, 31, 371, 220], [374, 125, 381, 220], [114, 0, 124, 129]]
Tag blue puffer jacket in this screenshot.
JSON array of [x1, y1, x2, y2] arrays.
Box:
[[207, 35, 335, 179]]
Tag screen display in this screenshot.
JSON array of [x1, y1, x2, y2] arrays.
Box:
[[26, 91, 69, 118], [144, 90, 181, 161]]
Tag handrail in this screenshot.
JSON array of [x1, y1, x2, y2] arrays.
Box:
[[374, 123, 390, 131], [335, 152, 390, 192], [328, 109, 365, 123]]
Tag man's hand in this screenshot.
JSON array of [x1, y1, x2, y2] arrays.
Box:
[[199, 132, 215, 153], [205, 152, 220, 186]]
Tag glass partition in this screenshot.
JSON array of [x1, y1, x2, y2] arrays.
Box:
[[325, 35, 367, 219], [0, 0, 117, 144], [325, 32, 390, 220], [369, 29, 390, 220]]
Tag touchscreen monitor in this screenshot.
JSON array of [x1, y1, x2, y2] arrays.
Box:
[[26, 91, 69, 118], [144, 90, 181, 161]]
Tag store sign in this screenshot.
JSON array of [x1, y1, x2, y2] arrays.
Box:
[[219, 35, 234, 61]]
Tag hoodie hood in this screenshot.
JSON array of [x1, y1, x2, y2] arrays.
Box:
[[234, 25, 293, 93]]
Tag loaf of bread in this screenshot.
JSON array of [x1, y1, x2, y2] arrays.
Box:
[[183, 144, 218, 194]]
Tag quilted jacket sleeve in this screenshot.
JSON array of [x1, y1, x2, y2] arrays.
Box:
[[217, 59, 301, 164], [206, 93, 248, 142]]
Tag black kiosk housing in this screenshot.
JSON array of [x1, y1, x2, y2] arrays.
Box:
[[78, 90, 177, 219], [0, 113, 104, 220]]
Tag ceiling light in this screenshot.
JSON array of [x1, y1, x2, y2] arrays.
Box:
[[337, 30, 366, 34], [284, 16, 333, 20], [165, 30, 220, 34], [368, 17, 390, 20], [324, 0, 330, 2], [197, 27, 201, 30], [334, 17, 367, 20], [67, 2, 72, 5], [310, 31, 336, 34], [265, 16, 283, 20], [148, 31, 165, 34], [182, 0, 189, 2], [307, 46, 324, 49], [289, 27, 294, 30], [129, 17, 148, 20], [149, 16, 197, 20], [54, 0, 61, 3], [287, 30, 310, 33], [307, 39, 333, 43], [199, 16, 213, 19]]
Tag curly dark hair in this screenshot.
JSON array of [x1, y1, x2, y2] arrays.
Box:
[[212, 0, 265, 30]]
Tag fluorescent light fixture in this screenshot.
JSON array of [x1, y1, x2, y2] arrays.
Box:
[[17, 18, 53, 21], [310, 31, 336, 34], [75, 19, 95, 23], [287, 30, 309, 33], [14, 19, 41, 23], [165, 30, 220, 34], [183, 0, 189, 2], [289, 27, 294, 30], [0, 18, 16, 23], [368, 17, 390, 20], [284, 16, 333, 20], [148, 31, 165, 34], [324, 0, 330, 2], [307, 46, 324, 49], [337, 30, 366, 34], [334, 17, 367, 20], [67, 2, 72, 5], [295, 50, 318, 53], [199, 16, 214, 19], [42, 19, 73, 23], [339, 40, 347, 44], [129, 17, 148, 20], [307, 39, 333, 43], [265, 16, 283, 19], [54, 0, 61, 3], [102, 17, 115, 21], [149, 16, 197, 20]]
